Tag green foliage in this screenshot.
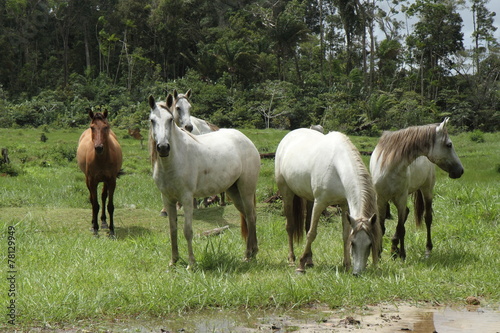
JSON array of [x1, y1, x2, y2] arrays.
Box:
[[0, 0, 498, 132], [470, 129, 486, 143]]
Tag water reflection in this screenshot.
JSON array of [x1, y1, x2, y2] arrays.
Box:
[[69, 305, 500, 332]]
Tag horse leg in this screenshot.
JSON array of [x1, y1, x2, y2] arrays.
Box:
[[164, 195, 179, 267], [297, 202, 324, 273], [181, 195, 196, 268], [280, 187, 297, 265], [106, 179, 117, 238], [341, 208, 351, 270], [87, 179, 99, 236], [392, 203, 409, 260], [220, 192, 226, 206], [100, 183, 109, 230], [226, 185, 258, 261], [377, 200, 388, 236], [304, 200, 314, 267], [423, 195, 433, 258]]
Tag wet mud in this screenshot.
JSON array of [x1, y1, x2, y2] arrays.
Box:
[[36, 303, 499, 332]]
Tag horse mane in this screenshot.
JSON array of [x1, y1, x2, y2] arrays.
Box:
[[376, 123, 446, 168], [342, 135, 378, 219], [342, 135, 382, 261], [207, 121, 219, 131]]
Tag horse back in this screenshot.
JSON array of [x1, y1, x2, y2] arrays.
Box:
[[276, 129, 348, 201]]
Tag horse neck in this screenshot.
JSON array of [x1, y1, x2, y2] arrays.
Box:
[[344, 173, 377, 219], [337, 148, 377, 219], [378, 125, 436, 170]]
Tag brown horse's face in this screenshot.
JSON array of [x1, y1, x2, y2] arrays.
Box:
[[88, 110, 110, 155]]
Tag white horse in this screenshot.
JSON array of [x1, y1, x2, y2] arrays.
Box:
[[172, 89, 218, 134], [275, 128, 382, 275], [148, 94, 260, 268], [168, 89, 226, 209], [369, 118, 464, 260]]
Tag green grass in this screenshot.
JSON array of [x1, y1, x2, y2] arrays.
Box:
[[0, 127, 499, 330]]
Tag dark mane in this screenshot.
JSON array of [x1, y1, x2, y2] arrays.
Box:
[[376, 123, 447, 167]]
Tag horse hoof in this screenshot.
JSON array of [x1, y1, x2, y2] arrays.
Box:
[[295, 268, 306, 274], [160, 211, 168, 217], [101, 223, 109, 230]]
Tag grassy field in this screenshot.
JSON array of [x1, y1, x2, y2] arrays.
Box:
[[0, 126, 499, 330]]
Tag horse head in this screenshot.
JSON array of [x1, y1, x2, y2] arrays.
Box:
[[348, 214, 380, 275], [173, 89, 194, 133], [428, 118, 464, 179], [148, 94, 175, 157], [88, 108, 110, 155]]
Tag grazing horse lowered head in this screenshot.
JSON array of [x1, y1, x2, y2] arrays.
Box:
[[77, 109, 123, 237], [275, 128, 382, 275]]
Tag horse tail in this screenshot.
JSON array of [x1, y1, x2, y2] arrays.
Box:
[[291, 194, 305, 242], [413, 190, 424, 227]]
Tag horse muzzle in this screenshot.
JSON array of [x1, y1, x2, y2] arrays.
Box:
[[156, 143, 170, 157], [448, 166, 464, 179], [94, 144, 104, 155]]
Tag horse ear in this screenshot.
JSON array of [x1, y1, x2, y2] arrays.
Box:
[[148, 95, 156, 109], [437, 117, 449, 132], [86, 108, 94, 119], [347, 213, 357, 229], [185, 89, 192, 99], [173, 89, 179, 100], [103, 109, 108, 119], [166, 93, 174, 109]]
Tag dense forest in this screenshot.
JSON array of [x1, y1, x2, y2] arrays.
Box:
[[0, 0, 498, 133]]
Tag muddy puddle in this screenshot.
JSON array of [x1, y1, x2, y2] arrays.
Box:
[[51, 303, 499, 332]]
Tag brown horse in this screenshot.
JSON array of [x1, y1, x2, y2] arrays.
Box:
[[77, 109, 123, 237]]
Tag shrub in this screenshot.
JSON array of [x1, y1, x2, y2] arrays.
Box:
[[470, 130, 485, 143]]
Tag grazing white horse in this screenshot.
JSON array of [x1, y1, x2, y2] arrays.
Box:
[[275, 128, 382, 275], [370, 118, 464, 260], [148, 94, 260, 268]]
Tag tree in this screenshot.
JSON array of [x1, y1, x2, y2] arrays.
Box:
[[471, 0, 498, 74], [406, 0, 464, 99]]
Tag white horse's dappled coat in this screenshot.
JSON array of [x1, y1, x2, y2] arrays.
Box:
[[275, 128, 381, 275], [148, 94, 260, 267]]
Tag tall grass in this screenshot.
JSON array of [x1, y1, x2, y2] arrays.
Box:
[[0, 127, 498, 329]]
